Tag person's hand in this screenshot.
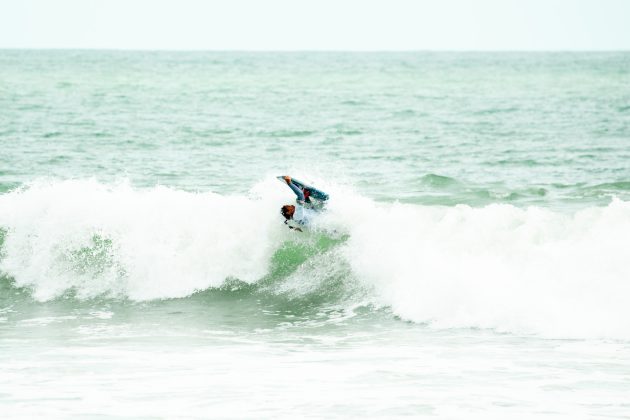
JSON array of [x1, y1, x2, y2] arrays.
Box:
[[283, 176, 292, 184]]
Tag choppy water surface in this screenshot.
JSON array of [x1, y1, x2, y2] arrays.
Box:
[[1, 51, 630, 418]]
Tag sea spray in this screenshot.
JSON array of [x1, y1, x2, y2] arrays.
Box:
[[0, 179, 285, 300], [2, 178, 630, 339], [343, 198, 630, 338]]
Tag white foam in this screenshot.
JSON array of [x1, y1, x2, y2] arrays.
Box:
[[0, 178, 288, 300], [337, 196, 630, 339], [2, 178, 630, 338]]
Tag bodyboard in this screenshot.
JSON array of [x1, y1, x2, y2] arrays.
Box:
[[276, 176, 329, 201]]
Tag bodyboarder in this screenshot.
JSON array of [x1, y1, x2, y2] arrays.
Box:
[[280, 176, 327, 231]]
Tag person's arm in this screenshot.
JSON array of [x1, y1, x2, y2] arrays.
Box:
[[283, 176, 304, 201], [284, 218, 303, 232]]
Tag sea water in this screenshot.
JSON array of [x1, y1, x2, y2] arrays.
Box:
[[1, 51, 630, 418]]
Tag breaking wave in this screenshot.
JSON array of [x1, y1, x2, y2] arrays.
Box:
[[1, 177, 630, 339]]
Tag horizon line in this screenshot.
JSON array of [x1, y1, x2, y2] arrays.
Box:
[[1, 47, 629, 53]]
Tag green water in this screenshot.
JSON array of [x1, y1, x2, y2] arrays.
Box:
[[2, 51, 629, 204], [1, 51, 630, 418]]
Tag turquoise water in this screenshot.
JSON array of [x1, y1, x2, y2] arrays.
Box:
[[2, 51, 630, 204], [1, 51, 630, 418]]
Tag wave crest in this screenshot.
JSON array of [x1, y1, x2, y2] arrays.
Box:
[[2, 178, 630, 339], [344, 198, 630, 338], [0, 179, 284, 300]]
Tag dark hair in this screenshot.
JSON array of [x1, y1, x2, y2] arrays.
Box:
[[280, 205, 292, 219]]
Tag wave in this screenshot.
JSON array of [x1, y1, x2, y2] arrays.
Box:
[[418, 173, 460, 188], [343, 198, 630, 339], [584, 181, 630, 193], [1, 178, 630, 339]]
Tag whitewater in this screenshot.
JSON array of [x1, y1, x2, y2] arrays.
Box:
[[2, 177, 630, 340], [2, 51, 630, 418]]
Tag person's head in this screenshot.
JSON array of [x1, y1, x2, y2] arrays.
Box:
[[280, 205, 295, 220]]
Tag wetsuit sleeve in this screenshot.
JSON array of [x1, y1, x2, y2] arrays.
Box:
[[287, 181, 305, 201]]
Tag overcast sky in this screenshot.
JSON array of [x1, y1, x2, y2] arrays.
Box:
[[1, 0, 629, 50]]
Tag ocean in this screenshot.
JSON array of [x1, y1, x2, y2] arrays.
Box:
[[1, 50, 630, 418]]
